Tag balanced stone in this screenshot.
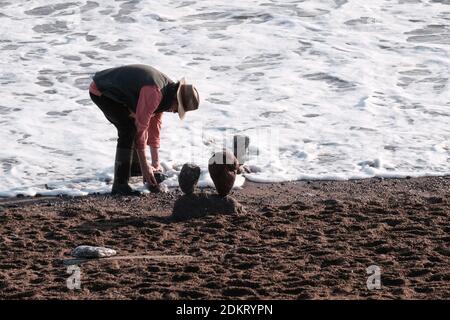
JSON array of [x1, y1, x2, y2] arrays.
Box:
[[208, 150, 239, 197], [178, 163, 201, 194]]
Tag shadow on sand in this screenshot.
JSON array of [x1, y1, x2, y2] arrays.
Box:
[[171, 192, 246, 221]]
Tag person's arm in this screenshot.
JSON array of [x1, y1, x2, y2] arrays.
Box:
[[150, 146, 161, 171], [135, 85, 162, 186], [147, 112, 163, 171], [136, 148, 157, 186]]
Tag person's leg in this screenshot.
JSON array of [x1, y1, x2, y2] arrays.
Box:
[[112, 122, 136, 194], [130, 148, 142, 177], [90, 93, 138, 195]]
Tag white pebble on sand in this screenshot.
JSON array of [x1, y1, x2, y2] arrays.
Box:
[[71, 245, 117, 259]]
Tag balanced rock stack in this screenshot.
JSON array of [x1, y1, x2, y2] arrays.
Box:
[[178, 163, 201, 194], [208, 150, 240, 197], [172, 151, 245, 221]]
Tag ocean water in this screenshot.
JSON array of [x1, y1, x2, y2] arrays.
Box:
[[0, 0, 449, 197]]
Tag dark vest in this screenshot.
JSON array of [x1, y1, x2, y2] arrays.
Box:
[[93, 64, 177, 113]]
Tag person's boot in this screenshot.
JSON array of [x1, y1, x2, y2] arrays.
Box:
[[112, 147, 140, 196], [130, 148, 142, 177]]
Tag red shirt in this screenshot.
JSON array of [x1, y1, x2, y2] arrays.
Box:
[[89, 81, 163, 150]]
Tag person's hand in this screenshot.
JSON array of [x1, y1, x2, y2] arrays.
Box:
[[151, 164, 162, 172], [142, 165, 158, 187]]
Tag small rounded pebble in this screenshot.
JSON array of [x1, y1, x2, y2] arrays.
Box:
[[178, 163, 201, 194]]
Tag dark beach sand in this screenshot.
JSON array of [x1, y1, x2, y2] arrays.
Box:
[[0, 176, 448, 300]]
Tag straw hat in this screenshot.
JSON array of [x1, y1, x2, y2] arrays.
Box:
[[176, 77, 200, 120]]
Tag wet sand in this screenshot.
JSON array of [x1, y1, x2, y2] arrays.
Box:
[[0, 176, 449, 299]]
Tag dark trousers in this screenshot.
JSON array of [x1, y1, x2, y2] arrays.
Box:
[[90, 93, 136, 149]]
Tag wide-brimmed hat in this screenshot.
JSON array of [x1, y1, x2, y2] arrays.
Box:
[[176, 78, 199, 120]]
